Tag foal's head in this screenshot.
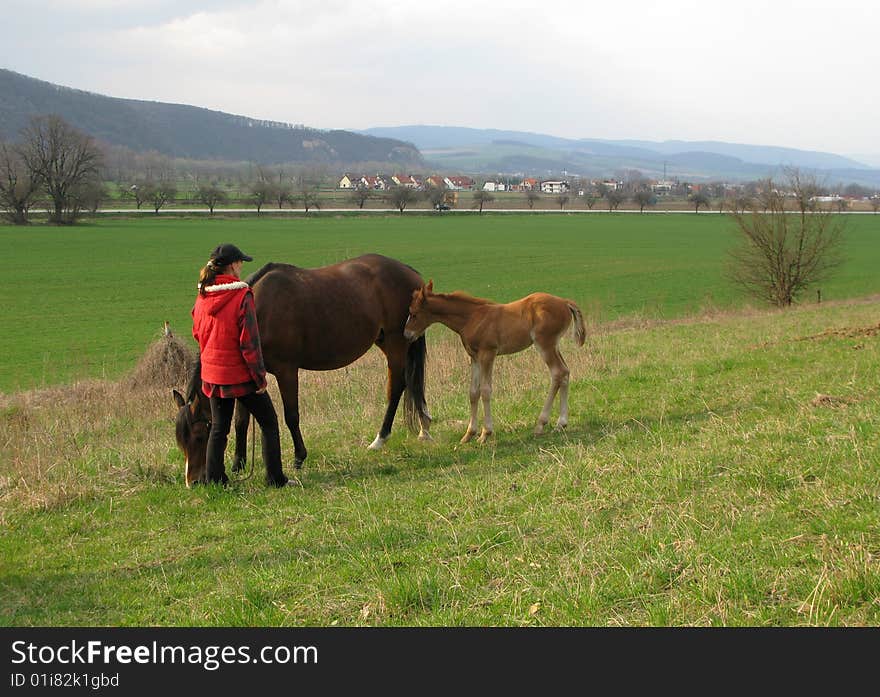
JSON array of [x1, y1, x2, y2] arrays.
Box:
[[173, 389, 211, 487], [404, 280, 434, 340]]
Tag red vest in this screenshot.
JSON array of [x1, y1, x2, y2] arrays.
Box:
[[192, 275, 253, 386]]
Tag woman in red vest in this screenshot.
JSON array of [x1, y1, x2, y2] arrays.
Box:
[[192, 243, 288, 487]]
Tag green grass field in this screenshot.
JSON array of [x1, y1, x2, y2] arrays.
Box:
[[4, 213, 880, 393], [2, 214, 880, 626]]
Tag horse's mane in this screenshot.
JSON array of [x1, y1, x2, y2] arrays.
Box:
[[435, 290, 492, 306]]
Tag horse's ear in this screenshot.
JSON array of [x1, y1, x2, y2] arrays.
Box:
[[426, 279, 434, 294], [173, 389, 185, 408]]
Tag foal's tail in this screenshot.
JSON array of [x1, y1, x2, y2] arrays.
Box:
[[567, 301, 586, 347], [404, 334, 430, 432]]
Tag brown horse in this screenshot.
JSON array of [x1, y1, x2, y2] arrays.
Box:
[[174, 254, 432, 486], [403, 281, 585, 444]]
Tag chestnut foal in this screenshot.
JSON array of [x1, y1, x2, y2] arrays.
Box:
[[404, 281, 585, 443]]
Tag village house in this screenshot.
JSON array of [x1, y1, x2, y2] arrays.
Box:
[[362, 175, 390, 190], [391, 174, 421, 188], [596, 179, 620, 191], [424, 175, 446, 189], [483, 181, 506, 192], [651, 180, 674, 196], [338, 173, 359, 189], [540, 181, 570, 194], [444, 175, 475, 190]]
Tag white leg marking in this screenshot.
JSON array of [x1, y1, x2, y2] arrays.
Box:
[[368, 434, 388, 450]]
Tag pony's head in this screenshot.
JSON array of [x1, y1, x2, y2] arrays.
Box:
[[404, 280, 434, 341], [173, 388, 211, 487]]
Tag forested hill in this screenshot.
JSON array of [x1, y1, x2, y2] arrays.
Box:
[[0, 69, 423, 166]]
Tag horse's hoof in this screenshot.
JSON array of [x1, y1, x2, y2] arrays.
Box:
[[477, 432, 493, 444], [460, 431, 476, 444], [368, 435, 387, 450], [534, 424, 547, 436], [418, 432, 433, 442], [232, 459, 246, 472], [267, 475, 289, 488], [293, 459, 304, 470], [553, 422, 568, 433]]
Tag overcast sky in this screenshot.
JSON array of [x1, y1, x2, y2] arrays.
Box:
[[3, 0, 877, 159]]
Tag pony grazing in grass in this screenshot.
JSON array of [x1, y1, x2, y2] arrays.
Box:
[[403, 281, 585, 444]]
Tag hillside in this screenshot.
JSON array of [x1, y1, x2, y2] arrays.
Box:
[[362, 125, 880, 186], [0, 69, 423, 166]]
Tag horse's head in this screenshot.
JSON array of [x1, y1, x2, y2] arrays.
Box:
[[404, 280, 434, 341], [173, 388, 211, 487]]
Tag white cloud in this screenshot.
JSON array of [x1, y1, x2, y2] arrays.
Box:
[[3, 0, 878, 153]]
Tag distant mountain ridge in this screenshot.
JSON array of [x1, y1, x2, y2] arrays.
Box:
[[0, 69, 423, 166], [361, 125, 878, 185]]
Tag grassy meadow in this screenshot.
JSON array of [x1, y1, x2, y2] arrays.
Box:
[[2, 213, 880, 626], [5, 213, 880, 393]]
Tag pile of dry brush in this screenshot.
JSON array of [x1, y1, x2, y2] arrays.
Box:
[[126, 322, 197, 390]]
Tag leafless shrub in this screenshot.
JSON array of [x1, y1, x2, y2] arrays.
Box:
[[727, 169, 846, 307]]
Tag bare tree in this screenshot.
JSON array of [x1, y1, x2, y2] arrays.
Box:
[[195, 183, 228, 215], [424, 183, 447, 211], [556, 194, 570, 210], [605, 190, 625, 212], [689, 192, 711, 213], [583, 193, 598, 210], [729, 194, 753, 214], [18, 115, 103, 224], [524, 190, 541, 209], [123, 182, 151, 210], [0, 141, 40, 224], [728, 171, 846, 307], [632, 190, 656, 213], [871, 196, 880, 214], [298, 184, 321, 213], [141, 180, 177, 214], [388, 185, 418, 213], [785, 167, 821, 216], [275, 183, 293, 209], [249, 179, 274, 214], [75, 180, 108, 215], [756, 178, 782, 212], [471, 190, 494, 214], [348, 183, 372, 209]]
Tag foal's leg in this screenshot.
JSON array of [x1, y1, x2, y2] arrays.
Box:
[[555, 350, 572, 431], [534, 341, 570, 435], [477, 352, 496, 444], [369, 336, 407, 450], [275, 367, 307, 468], [460, 358, 481, 444]]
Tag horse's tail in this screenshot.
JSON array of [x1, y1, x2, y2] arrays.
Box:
[[404, 334, 430, 433], [567, 301, 586, 347]]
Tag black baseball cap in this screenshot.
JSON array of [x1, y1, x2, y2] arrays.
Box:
[[210, 243, 253, 265]]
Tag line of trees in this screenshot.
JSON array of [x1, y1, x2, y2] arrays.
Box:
[[1, 115, 103, 224]]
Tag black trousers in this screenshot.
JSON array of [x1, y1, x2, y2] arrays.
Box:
[[206, 391, 287, 486]]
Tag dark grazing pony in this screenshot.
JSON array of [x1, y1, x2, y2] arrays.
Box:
[[174, 254, 432, 487]]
